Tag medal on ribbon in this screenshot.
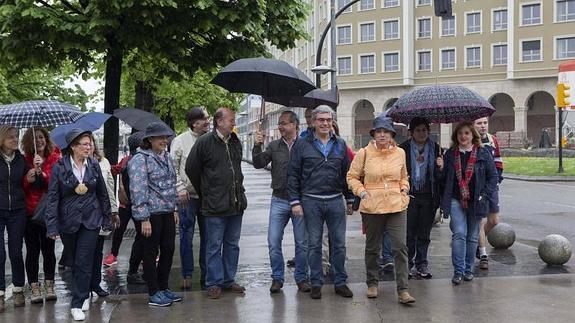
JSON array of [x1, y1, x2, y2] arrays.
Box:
[[75, 183, 88, 195]]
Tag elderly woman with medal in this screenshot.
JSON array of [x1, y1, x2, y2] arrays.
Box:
[[44, 128, 117, 321]]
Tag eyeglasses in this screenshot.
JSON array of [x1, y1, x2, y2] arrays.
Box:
[[316, 118, 333, 124], [76, 143, 92, 148]]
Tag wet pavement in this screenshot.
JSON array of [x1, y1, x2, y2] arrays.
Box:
[[2, 163, 574, 322]]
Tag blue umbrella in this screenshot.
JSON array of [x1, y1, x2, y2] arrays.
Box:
[[50, 112, 112, 149]]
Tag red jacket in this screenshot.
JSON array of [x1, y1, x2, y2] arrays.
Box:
[[22, 148, 61, 216]]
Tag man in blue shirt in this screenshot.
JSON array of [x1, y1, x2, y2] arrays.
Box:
[[288, 105, 354, 299]]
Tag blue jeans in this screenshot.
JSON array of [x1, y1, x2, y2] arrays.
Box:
[[179, 198, 206, 279], [302, 196, 347, 287], [205, 215, 243, 289], [380, 230, 393, 264], [268, 196, 308, 283], [0, 209, 26, 290], [449, 199, 481, 275]]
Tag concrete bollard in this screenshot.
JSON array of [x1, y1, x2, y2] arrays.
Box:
[[487, 223, 516, 249], [538, 234, 572, 265]]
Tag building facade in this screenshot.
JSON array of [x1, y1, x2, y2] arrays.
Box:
[[270, 0, 575, 148]]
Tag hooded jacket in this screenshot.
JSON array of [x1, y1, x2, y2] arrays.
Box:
[[0, 150, 29, 211]]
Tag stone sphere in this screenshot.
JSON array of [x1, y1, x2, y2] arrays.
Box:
[[538, 234, 572, 265], [487, 223, 516, 249]]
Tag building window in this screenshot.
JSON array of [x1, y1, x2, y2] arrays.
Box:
[[442, 16, 455, 36], [557, 0, 575, 22], [417, 0, 431, 5], [360, 54, 375, 74], [466, 12, 481, 34], [441, 49, 456, 69], [466, 47, 481, 68], [522, 40, 541, 61], [337, 57, 352, 75], [557, 37, 575, 59], [493, 9, 508, 31], [383, 0, 399, 7], [338, 0, 352, 13], [493, 44, 508, 65], [360, 0, 374, 10], [418, 18, 431, 38], [522, 3, 541, 25], [418, 51, 432, 71], [383, 53, 400, 72], [360, 22, 375, 42], [337, 26, 352, 44], [383, 20, 400, 40]]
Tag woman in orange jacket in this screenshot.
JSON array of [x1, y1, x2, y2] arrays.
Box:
[[347, 113, 415, 304]]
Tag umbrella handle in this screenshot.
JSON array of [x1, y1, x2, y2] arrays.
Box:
[[32, 126, 37, 155]]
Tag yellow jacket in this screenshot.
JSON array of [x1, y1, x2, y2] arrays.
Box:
[[347, 140, 410, 215]]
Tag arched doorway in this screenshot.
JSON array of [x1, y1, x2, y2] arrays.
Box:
[[353, 99, 375, 149], [488, 93, 515, 134], [526, 91, 556, 147]]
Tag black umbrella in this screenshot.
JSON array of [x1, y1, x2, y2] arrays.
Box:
[[113, 108, 171, 132], [387, 85, 495, 124], [211, 57, 316, 98], [265, 87, 339, 109]]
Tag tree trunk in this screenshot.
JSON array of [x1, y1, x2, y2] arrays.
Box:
[[103, 50, 123, 165], [135, 80, 155, 112]]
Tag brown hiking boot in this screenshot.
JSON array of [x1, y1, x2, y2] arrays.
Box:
[[367, 286, 378, 298], [45, 280, 57, 301], [30, 282, 43, 304], [269, 280, 283, 293], [223, 283, 245, 294], [297, 281, 311, 293], [13, 290, 25, 307], [398, 291, 416, 304], [206, 286, 222, 299], [0, 295, 5, 313]]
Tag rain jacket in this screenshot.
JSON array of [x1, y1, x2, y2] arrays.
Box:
[[0, 150, 29, 211], [23, 148, 61, 215], [347, 140, 410, 214], [171, 129, 201, 198], [128, 149, 177, 221]]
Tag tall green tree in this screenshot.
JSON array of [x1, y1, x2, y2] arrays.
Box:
[[0, 65, 92, 109], [0, 0, 309, 163]]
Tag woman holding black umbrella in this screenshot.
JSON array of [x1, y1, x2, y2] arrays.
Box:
[[44, 129, 114, 321], [0, 125, 29, 312], [21, 127, 61, 304], [441, 122, 498, 285]]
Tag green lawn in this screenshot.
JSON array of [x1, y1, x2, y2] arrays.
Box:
[[504, 157, 575, 176]]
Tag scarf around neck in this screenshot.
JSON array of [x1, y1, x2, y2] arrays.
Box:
[[410, 139, 435, 192], [454, 145, 478, 209]]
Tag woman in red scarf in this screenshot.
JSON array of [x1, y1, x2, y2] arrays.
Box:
[[21, 127, 61, 303], [440, 122, 498, 285]]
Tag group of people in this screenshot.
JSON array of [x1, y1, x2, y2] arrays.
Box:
[[0, 103, 503, 320], [252, 105, 501, 302]]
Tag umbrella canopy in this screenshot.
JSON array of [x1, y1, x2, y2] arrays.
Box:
[[265, 87, 339, 109], [50, 112, 112, 149], [0, 100, 83, 128], [211, 57, 316, 98], [113, 108, 165, 131], [387, 85, 496, 124]]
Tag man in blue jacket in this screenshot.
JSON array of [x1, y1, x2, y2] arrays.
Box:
[[288, 105, 354, 299]]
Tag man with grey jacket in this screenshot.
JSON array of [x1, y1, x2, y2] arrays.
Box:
[[170, 107, 209, 289], [252, 111, 311, 294]]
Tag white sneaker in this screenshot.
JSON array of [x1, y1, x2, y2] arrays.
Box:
[[90, 291, 99, 302], [71, 308, 86, 321], [81, 298, 90, 311]]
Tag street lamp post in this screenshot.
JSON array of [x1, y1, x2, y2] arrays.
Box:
[[314, 0, 361, 89]]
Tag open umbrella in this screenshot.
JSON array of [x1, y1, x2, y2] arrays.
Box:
[[0, 100, 84, 152], [50, 112, 112, 149], [387, 85, 495, 124], [113, 108, 166, 131], [265, 87, 339, 109], [212, 57, 317, 127]]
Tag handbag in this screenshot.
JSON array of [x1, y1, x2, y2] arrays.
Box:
[[31, 194, 49, 227], [352, 148, 368, 211]]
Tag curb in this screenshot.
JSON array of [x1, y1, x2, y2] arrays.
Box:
[[503, 174, 575, 182]]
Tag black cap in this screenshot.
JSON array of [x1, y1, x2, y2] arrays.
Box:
[[142, 122, 175, 140], [65, 128, 92, 149], [370, 112, 396, 136]]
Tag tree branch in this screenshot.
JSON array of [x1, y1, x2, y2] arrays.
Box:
[[61, 0, 85, 15], [35, 0, 57, 10]]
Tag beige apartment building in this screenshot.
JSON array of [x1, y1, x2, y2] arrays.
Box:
[[269, 0, 575, 148]]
